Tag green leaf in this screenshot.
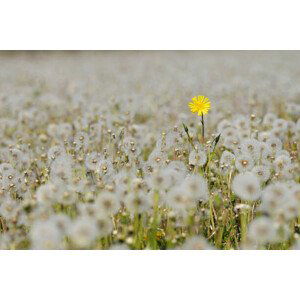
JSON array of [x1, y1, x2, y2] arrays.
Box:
[[182, 122, 189, 134], [212, 133, 221, 151]]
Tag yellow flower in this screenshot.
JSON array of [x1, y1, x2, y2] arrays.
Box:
[[188, 95, 211, 116]]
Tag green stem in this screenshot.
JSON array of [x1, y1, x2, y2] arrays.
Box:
[[133, 213, 141, 249], [240, 210, 248, 245], [148, 191, 159, 249], [201, 113, 205, 142], [182, 122, 196, 150]]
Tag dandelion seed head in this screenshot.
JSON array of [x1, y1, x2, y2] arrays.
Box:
[[232, 172, 261, 201], [248, 217, 278, 246]]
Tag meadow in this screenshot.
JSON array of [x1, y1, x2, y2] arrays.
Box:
[[0, 51, 299, 250]]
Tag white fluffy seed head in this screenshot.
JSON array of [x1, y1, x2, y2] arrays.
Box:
[[267, 137, 282, 152], [235, 154, 255, 172], [68, 216, 99, 248], [181, 236, 214, 250], [251, 165, 271, 182], [96, 191, 120, 216], [220, 150, 235, 166], [189, 149, 207, 167], [247, 217, 278, 246], [260, 182, 289, 215], [182, 174, 209, 203], [240, 138, 260, 160], [232, 171, 261, 201]]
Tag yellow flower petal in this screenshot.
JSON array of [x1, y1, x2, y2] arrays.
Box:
[[188, 95, 211, 115]]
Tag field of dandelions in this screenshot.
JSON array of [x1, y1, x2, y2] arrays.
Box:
[[0, 51, 299, 250]]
